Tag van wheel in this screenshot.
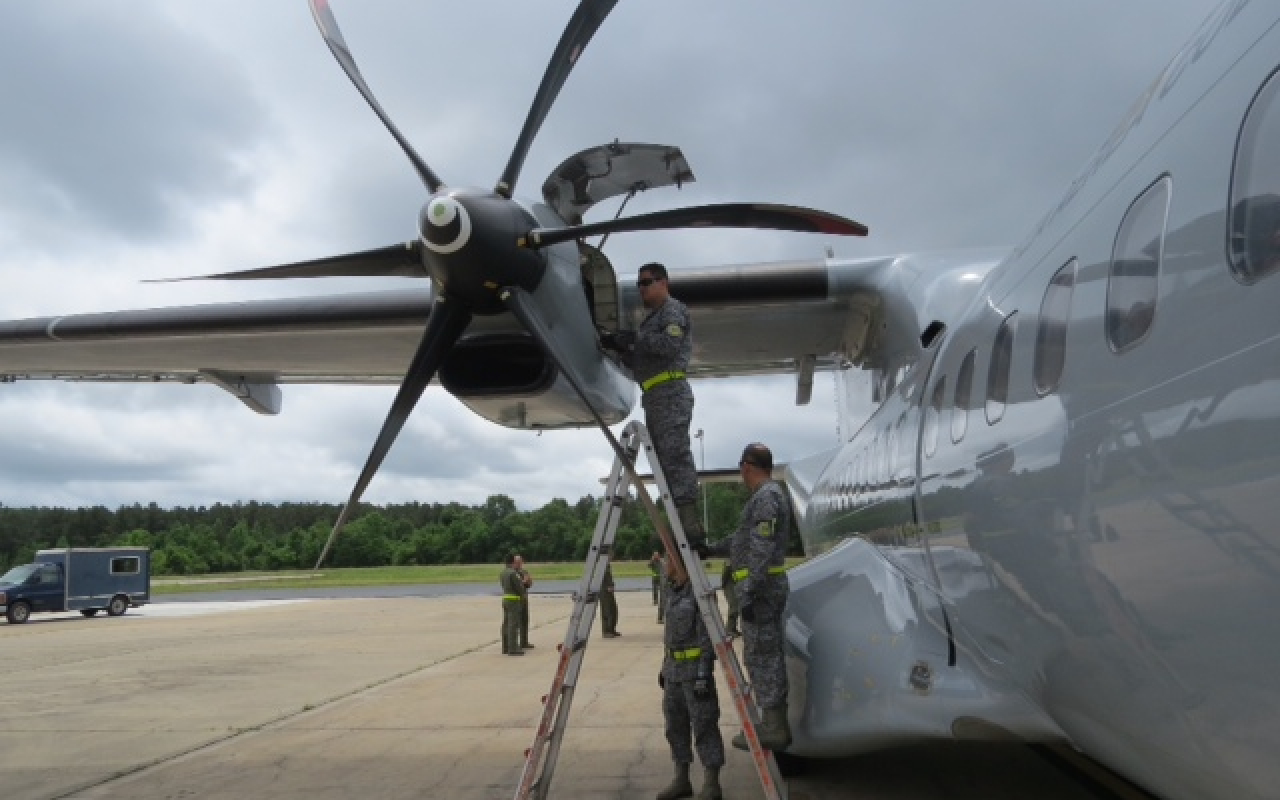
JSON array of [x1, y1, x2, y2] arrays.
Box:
[[80, 609, 100, 617], [6, 601, 31, 624], [107, 596, 129, 617]]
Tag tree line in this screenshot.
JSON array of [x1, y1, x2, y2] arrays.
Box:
[[0, 483, 783, 575]]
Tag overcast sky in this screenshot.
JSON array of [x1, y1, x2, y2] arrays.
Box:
[[0, 0, 1222, 511]]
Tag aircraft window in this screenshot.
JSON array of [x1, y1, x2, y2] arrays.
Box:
[[985, 313, 1018, 424], [925, 376, 945, 458], [1107, 175, 1170, 352], [1229, 68, 1280, 283], [1034, 259, 1077, 395], [951, 349, 975, 443]]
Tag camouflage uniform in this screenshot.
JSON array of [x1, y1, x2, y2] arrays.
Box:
[[630, 297, 698, 507], [708, 480, 790, 709], [516, 566, 533, 648], [599, 564, 619, 637], [499, 565, 527, 654], [661, 579, 724, 769], [720, 561, 740, 636]]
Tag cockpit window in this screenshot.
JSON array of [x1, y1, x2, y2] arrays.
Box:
[[1107, 175, 1170, 352], [1229, 68, 1280, 283]]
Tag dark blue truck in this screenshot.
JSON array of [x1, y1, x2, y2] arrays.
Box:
[[0, 547, 150, 624]]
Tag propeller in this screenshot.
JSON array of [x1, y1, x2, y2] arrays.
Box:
[[309, 0, 443, 192], [313, 295, 471, 568], [147, 242, 425, 282], [523, 202, 868, 249], [496, 0, 619, 198], [301, 0, 868, 566]]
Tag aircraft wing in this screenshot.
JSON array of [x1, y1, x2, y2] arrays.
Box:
[[0, 249, 1007, 414]]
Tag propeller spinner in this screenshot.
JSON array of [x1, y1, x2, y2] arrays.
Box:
[[296, 0, 868, 568]]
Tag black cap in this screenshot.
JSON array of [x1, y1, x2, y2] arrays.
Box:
[[739, 442, 773, 471]]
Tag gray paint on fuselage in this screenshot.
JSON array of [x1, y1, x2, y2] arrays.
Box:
[[796, 4, 1280, 799]]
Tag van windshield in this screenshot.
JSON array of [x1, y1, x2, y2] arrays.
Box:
[[0, 564, 39, 585]]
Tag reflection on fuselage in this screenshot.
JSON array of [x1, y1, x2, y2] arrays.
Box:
[[791, 74, 1280, 800]]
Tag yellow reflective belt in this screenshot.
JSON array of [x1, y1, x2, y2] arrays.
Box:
[[731, 567, 787, 582], [641, 370, 686, 391], [670, 647, 702, 661], [502, 594, 521, 601]]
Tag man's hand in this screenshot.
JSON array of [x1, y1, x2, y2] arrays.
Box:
[[693, 676, 713, 700], [740, 601, 756, 625], [688, 535, 710, 558], [600, 330, 636, 352]]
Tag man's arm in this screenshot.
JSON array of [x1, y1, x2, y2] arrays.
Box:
[[739, 492, 785, 610], [634, 304, 688, 362]]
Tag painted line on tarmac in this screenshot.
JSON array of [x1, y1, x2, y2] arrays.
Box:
[[134, 599, 311, 618]]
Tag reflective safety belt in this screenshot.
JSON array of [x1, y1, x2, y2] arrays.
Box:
[[503, 594, 522, 601], [641, 370, 686, 391], [731, 566, 787, 583], [670, 647, 703, 661]]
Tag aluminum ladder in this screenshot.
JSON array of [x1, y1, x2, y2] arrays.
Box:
[[514, 420, 786, 800]]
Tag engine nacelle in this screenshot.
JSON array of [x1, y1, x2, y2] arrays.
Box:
[[439, 332, 635, 429]]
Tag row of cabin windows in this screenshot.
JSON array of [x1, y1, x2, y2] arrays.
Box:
[[923, 64, 1280, 456], [834, 65, 1280, 490]]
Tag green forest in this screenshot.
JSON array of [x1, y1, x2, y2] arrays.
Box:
[[0, 483, 786, 575]]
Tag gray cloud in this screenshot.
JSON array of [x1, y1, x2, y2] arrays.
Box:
[[0, 3, 268, 249]]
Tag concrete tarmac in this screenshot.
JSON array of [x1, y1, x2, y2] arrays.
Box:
[[1, 591, 1116, 800]]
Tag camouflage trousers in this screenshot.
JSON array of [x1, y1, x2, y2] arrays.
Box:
[[642, 381, 698, 507], [600, 588, 619, 635], [743, 576, 790, 709], [663, 679, 725, 768], [501, 600, 522, 653]]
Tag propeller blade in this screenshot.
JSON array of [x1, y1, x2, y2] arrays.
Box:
[[499, 286, 688, 584], [525, 202, 869, 249], [147, 242, 425, 282], [494, 0, 618, 198], [308, 0, 444, 193], [314, 296, 472, 568]]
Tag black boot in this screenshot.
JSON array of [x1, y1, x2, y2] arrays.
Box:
[[656, 761, 693, 800]]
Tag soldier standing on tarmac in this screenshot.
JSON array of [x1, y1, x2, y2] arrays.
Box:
[[657, 559, 724, 800], [600, 263, 706, 550], [499, 554, 526, 656], [704, 442, 791, 751], [599, 563, 621, 638], [720, 560, 740, 638], [649, 551, 664, 606], [514, 554, 534, 649]]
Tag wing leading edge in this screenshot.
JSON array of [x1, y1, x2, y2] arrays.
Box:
[[0, 249, 1006, 416]]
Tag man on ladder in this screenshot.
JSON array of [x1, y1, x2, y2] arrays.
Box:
[[600, 262, 706, 548], [704, 442, 792, 751]]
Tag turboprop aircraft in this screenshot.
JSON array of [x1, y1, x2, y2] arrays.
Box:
[[2, 0, 1278, 798]]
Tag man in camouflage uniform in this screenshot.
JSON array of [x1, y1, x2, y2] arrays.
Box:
[[599, 563, 620, 638], [600, 263, 705, 548], [499, 554, 526, 656], [649, 551, 664, 605], [706, 442, 791, 751], [514, 554, 534, 649], [720, 560, 740, 638], [657, 561, 724, 800]]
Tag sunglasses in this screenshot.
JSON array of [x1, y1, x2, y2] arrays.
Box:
[[636, 277, 658, 287]]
